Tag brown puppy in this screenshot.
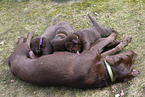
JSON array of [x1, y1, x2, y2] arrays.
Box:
[[54, 22, 75, 39], [50, 22, 76, 51], [8, 32, 138, 89], [65, 15, 118, 54], [30, 21, 75, 57], [30, 15, 60, 57]]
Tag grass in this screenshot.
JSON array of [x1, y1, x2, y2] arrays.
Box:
[[0, 0, 145, 96]]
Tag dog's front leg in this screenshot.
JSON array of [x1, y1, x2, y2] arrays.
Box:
[[90, 33, 117, 52], [101, 35, 132, 57]]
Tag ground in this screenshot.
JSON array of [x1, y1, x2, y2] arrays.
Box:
[[0, 0, 145, 96]]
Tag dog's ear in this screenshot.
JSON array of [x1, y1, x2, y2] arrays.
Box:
[[106, 56, 122, 66], [72, 37, 78, 44], [26, 31, 34, 47]]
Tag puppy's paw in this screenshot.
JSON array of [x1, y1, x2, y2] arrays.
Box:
[[77, 51, 80, 55], [112, 29, 118, 35]]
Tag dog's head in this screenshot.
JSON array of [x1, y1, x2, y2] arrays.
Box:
[[65, 34, 82, 54], [105, 51, 138, 82], [30, 36, 43, 57]]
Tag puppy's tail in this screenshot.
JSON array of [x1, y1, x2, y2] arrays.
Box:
[[88, 14, 98, 26], [52, 14, 61, 26]]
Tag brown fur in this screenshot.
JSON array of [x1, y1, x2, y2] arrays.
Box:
[[8, 32, 138, 89], [30, 15, 61, 57], [30, 21, 75, 57], [65, 15, 118, 54], [50, 22, 76, 51]]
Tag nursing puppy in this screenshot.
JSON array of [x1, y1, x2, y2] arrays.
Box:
[[50, 22, 76, 51], [30, 20, 75, 57], [54, 22, 75, 39], [30, 15, 60, 57], [65, 15, 118, 54], [8, 31, 138, 89]]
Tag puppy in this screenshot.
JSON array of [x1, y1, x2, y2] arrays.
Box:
[[8, 32, 138, 89], [30, 15, 60, 57], [30, 19, 75, 57], [54, 22, 75, 39], [65, 15, 118, 54], [50, 22, 76, 51]]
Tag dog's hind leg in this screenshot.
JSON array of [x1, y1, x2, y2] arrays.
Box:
[[101, 35, 132, 57]]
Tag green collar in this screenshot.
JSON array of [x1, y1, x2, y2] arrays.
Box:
[[104, 59, 114, 82]]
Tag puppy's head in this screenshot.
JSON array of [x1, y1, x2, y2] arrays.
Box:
[[105, 51, 138, 82], [65, 34, 82, 54], [30, 36, 42, 57]]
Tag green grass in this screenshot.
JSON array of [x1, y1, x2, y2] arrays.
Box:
[[0, 0, 145, 96]]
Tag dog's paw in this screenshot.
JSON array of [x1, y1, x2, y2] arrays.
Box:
[[109, 33, 117, 40], [122, 35, 132, 44]]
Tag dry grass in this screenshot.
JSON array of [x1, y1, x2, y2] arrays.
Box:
[[0, 0, 145, 96]]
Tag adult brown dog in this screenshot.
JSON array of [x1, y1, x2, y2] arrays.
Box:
[[65, 15, 118, 54], [8, 31, 138, 89]]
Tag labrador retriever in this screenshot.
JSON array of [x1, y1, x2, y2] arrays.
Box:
[[8, 31, 138, 88]]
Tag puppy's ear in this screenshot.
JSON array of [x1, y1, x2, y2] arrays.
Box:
[[72, 37, 78, 44]]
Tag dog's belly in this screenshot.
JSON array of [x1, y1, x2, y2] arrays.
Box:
[[80, 29, 101, 44]]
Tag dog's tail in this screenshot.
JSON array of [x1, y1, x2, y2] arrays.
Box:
[[52, 14, 61, 26], [88, 14, 99, 26]]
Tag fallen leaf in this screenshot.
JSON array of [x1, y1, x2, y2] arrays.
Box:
[[10, 80, 14, 82], [115, 94, 120, 97], [0, 41, 5, 45], [120, 90, 124, 96], [95, 12, 99, 16], [34, 92, 36, 94]]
